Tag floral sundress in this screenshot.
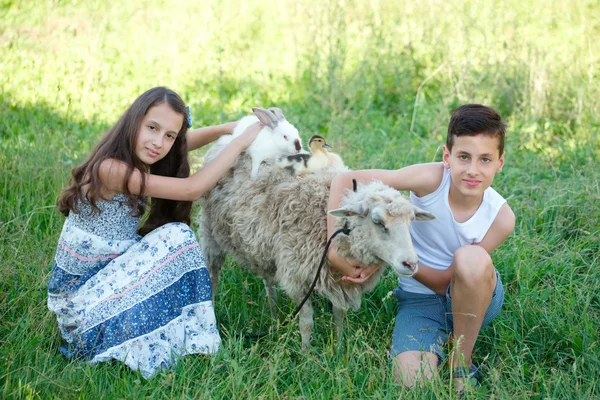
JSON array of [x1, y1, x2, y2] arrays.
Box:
[[47, 194, 221, 379]]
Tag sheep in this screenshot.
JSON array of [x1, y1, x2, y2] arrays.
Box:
[[196, 154, 436, 350]]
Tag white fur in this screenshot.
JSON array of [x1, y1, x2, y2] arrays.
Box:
[[207, 108, 303, 178]]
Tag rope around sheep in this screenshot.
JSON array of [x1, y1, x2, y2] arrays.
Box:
[[241, 179, 357, 340]]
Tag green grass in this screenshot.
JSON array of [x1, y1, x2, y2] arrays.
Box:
[[1, 0, 599, 398]]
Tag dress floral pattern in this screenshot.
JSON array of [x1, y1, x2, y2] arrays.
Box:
[[48, 194, 221, 379]]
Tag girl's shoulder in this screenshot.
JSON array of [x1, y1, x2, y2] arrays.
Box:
[[97, 159, 138, 198]]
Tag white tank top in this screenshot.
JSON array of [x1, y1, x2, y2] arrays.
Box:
[[399, 166, 507, 294]]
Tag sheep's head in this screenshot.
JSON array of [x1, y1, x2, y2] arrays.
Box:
[[328, 182, 436, 277]]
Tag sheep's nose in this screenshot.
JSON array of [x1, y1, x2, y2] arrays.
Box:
[[294, 140, 301, 152], [403, 261, 417, 271]]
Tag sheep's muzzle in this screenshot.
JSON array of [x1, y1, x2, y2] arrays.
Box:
[[403, 261, 417, 271]]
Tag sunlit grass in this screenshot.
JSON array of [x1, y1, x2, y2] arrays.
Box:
[[1, 0, 599, 398]]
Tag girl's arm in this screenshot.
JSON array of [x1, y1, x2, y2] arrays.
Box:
[[186, 121, 237, 151], [99, 122, 262, 201], [326, 163, 444, 281]]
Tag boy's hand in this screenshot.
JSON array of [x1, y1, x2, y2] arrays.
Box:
[[235, 122, 263, 149], [328, 245, 380, 284], [342, 265, 381, 283]]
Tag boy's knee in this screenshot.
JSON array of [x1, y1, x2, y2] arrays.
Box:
[[452, 245, 494, 285], [392, 351, 438, 387]]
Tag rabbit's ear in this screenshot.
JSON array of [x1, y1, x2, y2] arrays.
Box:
[[252, 107, 278, 129], [269, 107, 286, 121]]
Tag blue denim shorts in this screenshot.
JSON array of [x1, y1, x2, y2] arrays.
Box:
[[390, 270, 504, 359]]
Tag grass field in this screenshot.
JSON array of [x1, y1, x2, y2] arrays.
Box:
[[1, 0, 599, 398]]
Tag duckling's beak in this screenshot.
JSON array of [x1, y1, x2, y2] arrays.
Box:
[[323, 142, 333, 150]]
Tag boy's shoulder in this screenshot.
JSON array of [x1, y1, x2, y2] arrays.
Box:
[[389, 162, 444, 196], [494, 202, 515, 231], [484, 184, 514, 230], [477, 201, 515, 253]]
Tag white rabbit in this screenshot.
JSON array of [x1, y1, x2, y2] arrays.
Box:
[[209, 107, 303, 178]]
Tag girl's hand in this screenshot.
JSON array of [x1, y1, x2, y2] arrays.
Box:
[[224, 120, 238, 134], [234, 122, 263, 149], [327, 245, 380, 284]]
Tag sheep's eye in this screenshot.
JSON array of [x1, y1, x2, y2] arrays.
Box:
[[372, 217, 388, 232], [284, 135, 288, 140]]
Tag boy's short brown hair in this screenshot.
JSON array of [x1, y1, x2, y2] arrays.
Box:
[[447, 104, 506, 155]]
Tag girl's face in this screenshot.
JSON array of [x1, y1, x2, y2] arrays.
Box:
[[135, 102, 184, 166]]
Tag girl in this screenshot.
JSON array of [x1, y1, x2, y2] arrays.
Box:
[[48, 86, 262, 379]]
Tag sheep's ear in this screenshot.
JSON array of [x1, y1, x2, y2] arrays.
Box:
[[328, 201, 369, 218], [413, 205, 436, 221], [252, 107, 278, 129], [269, 107, 286, 121]]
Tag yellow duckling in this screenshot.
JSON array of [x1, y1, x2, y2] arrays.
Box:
[[277, 135, 345, 179], [305, 134, 342, 172]]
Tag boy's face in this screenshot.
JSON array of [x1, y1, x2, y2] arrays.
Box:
[[442, 134, 504, 199]]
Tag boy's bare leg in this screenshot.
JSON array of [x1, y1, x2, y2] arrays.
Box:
[[449, 245, 496, 387], [392, 351, 439, 387]]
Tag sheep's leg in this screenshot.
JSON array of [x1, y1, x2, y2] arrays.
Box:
[[332, 305, 345, 342], [297, 297, 314, 351], [332, 305, 347, 352], [199, 231, 225, 302], [208, 260, 224, 303], [263, 279, 278, 318]]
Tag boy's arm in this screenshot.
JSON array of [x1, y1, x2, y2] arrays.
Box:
[[412, 203, 515, 295], [187, 122, 237, 151], [327, 163, 443, 281], [475, 203, 516, 254], [412, 264, 454, 296]]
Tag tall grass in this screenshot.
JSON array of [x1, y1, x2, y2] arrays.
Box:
[[1, 0, 599, 398]]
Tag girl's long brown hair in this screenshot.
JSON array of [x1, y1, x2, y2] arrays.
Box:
[[57, 87, 192, 236]]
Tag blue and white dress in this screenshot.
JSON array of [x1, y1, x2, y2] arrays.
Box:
[[47, 194, 221, 379]]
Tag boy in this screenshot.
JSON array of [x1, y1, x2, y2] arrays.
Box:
[[326, 104, 514, 390]]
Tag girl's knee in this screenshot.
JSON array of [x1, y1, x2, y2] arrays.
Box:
[[150, 222, 195, 236], [163, 221, 192, 230], [141, 223, 198, 248]]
